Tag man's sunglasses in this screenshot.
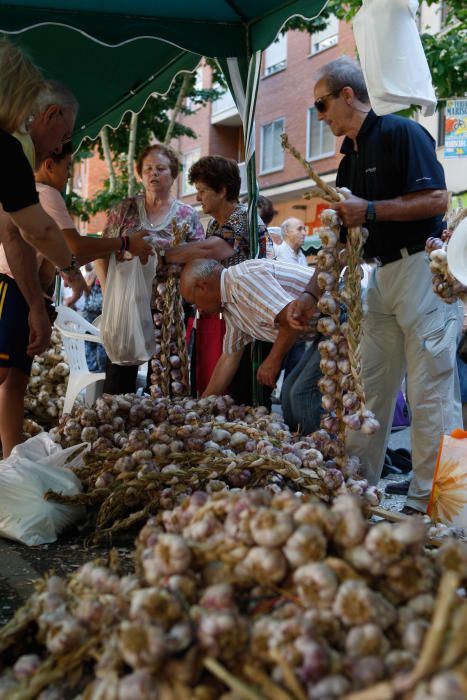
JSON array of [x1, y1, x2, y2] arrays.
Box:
[[314, 89, 342, 113]]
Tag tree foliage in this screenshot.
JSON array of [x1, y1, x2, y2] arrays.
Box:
[[70, 60, 226, 219], [282, 0, 467, 102]]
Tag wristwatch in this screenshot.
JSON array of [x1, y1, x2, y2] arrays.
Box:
[[366, 201, 376, 223]]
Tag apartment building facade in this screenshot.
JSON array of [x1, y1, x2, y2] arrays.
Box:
[[80, 4, 464, 235]]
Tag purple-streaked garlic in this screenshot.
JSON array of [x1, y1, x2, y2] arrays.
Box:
[[317, 249, 337, 270], [283, 524, 327, 567], [319, 228, 339, 248], [318, 339, 338, 358], [129, 587, 182, 623], [321, 394, 337, 411], [199, 583, 235, 611], [343, 413, 362, 430], [321, 416, 341, 433], [360, 417, 380, 434], [45, 616, 85, 654], [294, 637, 330, 684], [402, 619, 429, 655], [118, 621, 166, 669], [95, 471, 115, 489], [364, 522, 405, 565], [318, 292, 338, 315], [144, 534, 192, 582], [348, 655, 386, 688], [117, 670, 158, 700], [385, 650, 416, 675], [317, 271, 337, 291], [309, 674, 351, 699], [345, 624, 387, 657], [195, 609, 247, 660], [320, 358, 337, 376], [428, 671, 467, 700], [294, 562, 338, 608], [13, 654, 41, 680], [318, 376, 337, 394], [237, 546, 287, 584], [333, 580, 376, 626], [435, 539, 467, 578]]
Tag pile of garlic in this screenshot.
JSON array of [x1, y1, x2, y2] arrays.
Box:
[[1, 488, 466, 700], [46, 394, 378, 540], [24, 328, 68, 422]]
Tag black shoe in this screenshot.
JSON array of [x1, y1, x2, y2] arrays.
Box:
[[385, 447, 412, 473], [400, 505, 425, 516], [382, 461, 403, 477], [385, 479, 411, 495]]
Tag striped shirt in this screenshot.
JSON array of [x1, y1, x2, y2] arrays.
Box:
[[220, 259, 314, 352]]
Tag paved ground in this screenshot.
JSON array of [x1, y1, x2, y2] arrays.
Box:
[[0, 428, 412, 628]]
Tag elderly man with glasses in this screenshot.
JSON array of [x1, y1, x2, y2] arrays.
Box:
[[288, 55, 461, 516], [181, 257, 323, 435]]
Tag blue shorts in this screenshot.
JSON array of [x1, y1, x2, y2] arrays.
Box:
[[0, 274, 33, 376]]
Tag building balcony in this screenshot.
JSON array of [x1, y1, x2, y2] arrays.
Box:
[[211, 89, 242, 126]]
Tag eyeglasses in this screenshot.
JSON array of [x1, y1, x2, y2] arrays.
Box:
[[314, 89, 342, 113]]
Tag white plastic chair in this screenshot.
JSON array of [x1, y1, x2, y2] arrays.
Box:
[[54, 306, 106, 414]]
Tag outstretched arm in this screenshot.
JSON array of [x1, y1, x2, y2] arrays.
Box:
[[165, 237, 234, 264], [201, 348, 244, 397], [257, 304, 300, 386]]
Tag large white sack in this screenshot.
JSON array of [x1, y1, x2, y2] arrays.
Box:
[[0, 433, 87, 546]]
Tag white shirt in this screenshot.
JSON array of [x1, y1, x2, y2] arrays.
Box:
[[220, 259, 315, 353], [275, 241, 308, 267]]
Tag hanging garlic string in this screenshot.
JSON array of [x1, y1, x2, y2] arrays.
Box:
[[282, 133, 380, 444], [160, 218, 190, 397]]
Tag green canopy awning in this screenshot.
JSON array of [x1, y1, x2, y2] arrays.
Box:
[[0, 0, 326, 139], [0, 0, 327, 403]]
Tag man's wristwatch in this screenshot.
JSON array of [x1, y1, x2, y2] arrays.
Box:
[[366, 201, 376, 223]]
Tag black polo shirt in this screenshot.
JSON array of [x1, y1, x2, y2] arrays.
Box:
[[0, 129, 39, 213], [336, 110, 446, 260]]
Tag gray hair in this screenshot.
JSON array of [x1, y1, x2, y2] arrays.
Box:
[[315, 56, 369, 103], [281, 218, 294, 238], [181, 258, 222, 285], [34, 79, 78, 117]]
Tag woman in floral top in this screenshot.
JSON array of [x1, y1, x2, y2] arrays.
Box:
[[166, 155, 272, 404], [94, 143, 204, 394]]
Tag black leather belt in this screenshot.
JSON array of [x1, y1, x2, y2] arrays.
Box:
[[377, 241, 426, 266]]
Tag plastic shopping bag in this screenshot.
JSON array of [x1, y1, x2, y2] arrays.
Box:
[[101, 253, 157, 365], [353, 0, 437, 117], [0, 433, 87, 545], [427, 429, 467, 527]]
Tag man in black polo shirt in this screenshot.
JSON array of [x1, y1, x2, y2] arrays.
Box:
[[289, 56, 462, 515]]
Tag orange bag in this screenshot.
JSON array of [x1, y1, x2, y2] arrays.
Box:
[[427, 430, 467, 526]]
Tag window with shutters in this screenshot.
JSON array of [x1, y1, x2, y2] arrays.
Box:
[[307, 108, 335, 160], [182, 148, 201, 195], [264, 33, 287, 76], [260, 118, 285, 173], [310, 16, 339, 55]]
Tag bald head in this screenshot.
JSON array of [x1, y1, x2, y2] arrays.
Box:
[[180, 258, 223, 314]]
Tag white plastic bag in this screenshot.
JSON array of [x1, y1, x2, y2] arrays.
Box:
[[0, 433, 87, 546], [353, 0, 437, 117], [101, 253, 157, 365]]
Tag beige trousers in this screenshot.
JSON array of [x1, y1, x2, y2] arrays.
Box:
[[347, 251, 462, 511]]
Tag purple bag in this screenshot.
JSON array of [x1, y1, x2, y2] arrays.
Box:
[[392, 390, 410, 428]]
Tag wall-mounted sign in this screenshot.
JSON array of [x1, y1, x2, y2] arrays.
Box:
[[445, 99, 467, 158]]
